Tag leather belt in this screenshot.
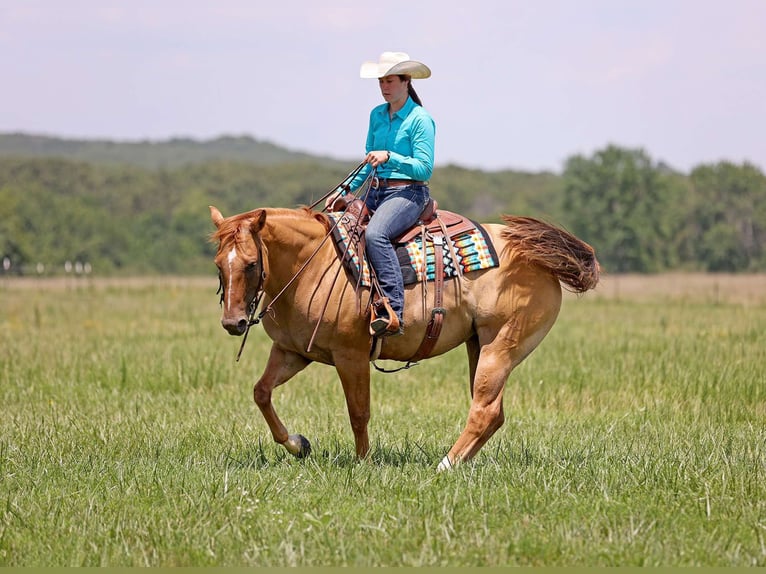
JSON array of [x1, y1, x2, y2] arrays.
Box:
[[373, 177, 426, 188]]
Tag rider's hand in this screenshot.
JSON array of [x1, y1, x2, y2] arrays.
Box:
[[365, 150, 390, 168]]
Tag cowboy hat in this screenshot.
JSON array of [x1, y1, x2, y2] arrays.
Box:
[[359, 52, 431, 79]]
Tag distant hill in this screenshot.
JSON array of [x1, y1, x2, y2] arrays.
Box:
[[0, 132, 349, 169], [2, 133, 762, 275]]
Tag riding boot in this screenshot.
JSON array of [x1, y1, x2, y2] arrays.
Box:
[[370, 297, 403, 337]]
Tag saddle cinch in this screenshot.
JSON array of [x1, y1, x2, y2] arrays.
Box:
[[331, 196, 484, 364]]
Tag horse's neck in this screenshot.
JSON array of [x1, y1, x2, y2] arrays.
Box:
[[261, 209, 334, 285]]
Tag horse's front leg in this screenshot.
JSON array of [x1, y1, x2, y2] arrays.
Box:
[[253, 343, 312, 458]]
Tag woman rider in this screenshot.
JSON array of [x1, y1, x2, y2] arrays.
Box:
[[328, 51, 435, 337]]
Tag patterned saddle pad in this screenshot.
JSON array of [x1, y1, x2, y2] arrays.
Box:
[[329, 211, 499, 287]]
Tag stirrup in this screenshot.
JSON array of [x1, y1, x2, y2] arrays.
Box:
[[370, 315, 402, 337], [370, 297, 401, 336]]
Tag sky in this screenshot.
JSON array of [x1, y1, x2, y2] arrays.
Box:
[[1, 0, 764, 173]]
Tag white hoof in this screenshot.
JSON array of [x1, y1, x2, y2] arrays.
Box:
[[436, 454, 453, 472]]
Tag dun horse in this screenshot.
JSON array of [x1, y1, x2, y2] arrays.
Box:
[[210, 204, 599, 470]]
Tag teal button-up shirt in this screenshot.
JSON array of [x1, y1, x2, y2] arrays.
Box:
[[349, 96, 436, 190]]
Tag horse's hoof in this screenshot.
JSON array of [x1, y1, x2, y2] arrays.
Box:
[[436, 454, 454, 472], [284, 434, 312, 459]]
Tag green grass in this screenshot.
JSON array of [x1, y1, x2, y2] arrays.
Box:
[[1, 277, 765, 566]]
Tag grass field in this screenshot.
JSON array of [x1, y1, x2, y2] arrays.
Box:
[[1, 274, 765, 566]]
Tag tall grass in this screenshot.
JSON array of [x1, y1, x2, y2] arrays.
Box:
[[1, 276, 764, 566]]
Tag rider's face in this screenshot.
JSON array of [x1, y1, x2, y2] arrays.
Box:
[[378, 75, 409, 107]]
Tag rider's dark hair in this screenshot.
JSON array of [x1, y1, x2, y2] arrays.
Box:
[[398, 75, 423, 106]]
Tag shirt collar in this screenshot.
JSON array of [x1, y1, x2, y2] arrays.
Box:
[[389, 96, 416, 119]]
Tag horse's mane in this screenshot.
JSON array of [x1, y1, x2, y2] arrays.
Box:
[[271, 206, 331, 233], [299, 206, 332, 231], [210, 209, 260, 246], [210, 207, 332, 246]]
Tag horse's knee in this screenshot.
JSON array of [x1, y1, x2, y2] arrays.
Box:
[[349, 410, 370, 434]]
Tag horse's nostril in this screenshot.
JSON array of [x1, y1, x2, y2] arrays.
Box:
[[221, 317, 248, 336]]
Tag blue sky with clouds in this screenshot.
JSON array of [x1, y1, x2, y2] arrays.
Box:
[[1, 0, 764, 173]]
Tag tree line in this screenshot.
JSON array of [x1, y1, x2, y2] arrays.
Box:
[[0, 142, 763, 276], [562, 146, 765, 272]]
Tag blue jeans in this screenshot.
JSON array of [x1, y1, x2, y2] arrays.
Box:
[[365, 184, 430, 322]]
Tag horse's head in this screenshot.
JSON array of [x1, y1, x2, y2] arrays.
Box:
[[210, 205, 268, 336]]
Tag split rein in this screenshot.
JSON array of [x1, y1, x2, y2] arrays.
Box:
[[221, 162, 377, 362]]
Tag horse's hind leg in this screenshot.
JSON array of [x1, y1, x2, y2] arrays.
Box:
[[465, 334, 481, 398], [438, 318, 549, 471], [253, 343, 313, 457], [438, 341, 510, 470]]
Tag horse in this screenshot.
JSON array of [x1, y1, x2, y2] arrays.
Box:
[[209, 204, 600, 470]]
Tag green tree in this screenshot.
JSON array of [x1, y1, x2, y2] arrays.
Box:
[[561, 145, 677, 273], [681, 162, 766, 271]]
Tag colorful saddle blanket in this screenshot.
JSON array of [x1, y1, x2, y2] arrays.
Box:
[[329, 211, 499, 287]]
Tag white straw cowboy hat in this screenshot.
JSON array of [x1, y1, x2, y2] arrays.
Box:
[[359, 52, 431, 79]]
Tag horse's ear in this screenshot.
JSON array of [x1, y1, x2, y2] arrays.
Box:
[[210, 206, 225, 228], [250, 209, 267, 234]]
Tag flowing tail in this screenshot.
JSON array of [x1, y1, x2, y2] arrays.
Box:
[[500, 215, 601, 293]]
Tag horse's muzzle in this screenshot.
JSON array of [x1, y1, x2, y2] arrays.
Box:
[[221, 316, 248, 336]]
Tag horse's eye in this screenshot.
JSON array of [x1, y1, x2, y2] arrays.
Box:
[[246, 262, 258, 272]]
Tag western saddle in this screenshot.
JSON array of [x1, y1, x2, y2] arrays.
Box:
[[333, 196, 475, 365]]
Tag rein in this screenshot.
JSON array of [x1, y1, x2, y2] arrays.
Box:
[[219, 162, 446, 372], [235, 288, 265, 362], [257, 164, 375, 321], [309, 161, 368, 211], [225, 163, 376, 361]]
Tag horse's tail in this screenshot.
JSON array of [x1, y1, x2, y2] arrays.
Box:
[[500, 215, 600, 293]]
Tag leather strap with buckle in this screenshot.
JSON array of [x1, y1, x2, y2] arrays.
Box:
[[407, 233, 447, 363]]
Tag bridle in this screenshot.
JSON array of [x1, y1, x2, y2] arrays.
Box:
[[216, 233, 268, 362], [216, 161, 375, 362]]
